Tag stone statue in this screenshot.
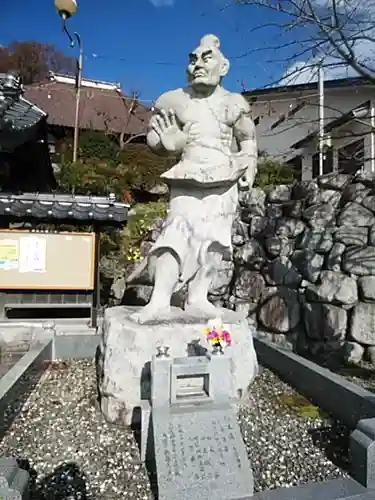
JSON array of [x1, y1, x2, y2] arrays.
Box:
[[131, 34, 257, 323]]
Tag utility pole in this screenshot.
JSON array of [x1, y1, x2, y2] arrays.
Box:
[[318, 65, 325, 176], [54, 0, 82, 163]]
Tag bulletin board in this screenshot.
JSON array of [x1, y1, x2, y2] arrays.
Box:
[[0, 230, 96, 290]]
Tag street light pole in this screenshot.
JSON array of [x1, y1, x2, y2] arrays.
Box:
[[70, 33, 83, 164], [54, 0, 81, 163]]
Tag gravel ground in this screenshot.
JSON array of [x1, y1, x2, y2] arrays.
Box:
[[243, 367, 350, 492], [335, 363, 375, 393], [0, 360, 350, 499]]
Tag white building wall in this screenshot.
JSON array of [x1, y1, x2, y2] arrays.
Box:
[[299, 117, 375, 179], [249, 85, 375, 161]]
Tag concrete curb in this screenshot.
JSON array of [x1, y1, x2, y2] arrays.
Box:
[[0, 337, 53, 440], [53, 334, 100, 360], [254, 338, 375, 428], [253, 337, 375, 489]]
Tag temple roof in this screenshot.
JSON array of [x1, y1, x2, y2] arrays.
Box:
[[23, 73, 151, 136], [0, 72, 47, 151], [0, 192, 130, 225]]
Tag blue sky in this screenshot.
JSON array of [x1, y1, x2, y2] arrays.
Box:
[[2, 0, 294, 103]]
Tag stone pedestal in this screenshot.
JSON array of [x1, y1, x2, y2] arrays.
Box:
[[97, 306, 258, 426]]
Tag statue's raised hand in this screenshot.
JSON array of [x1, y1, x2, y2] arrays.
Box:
[[152, 109, 187, 153]]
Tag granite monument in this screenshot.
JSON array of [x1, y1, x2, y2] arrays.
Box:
[[147, 346, 254, 499]]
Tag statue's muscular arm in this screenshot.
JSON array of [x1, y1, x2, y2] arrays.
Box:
[[231, 94, 258, 188]]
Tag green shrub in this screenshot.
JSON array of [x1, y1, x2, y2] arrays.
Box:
[[121, 201, 167, 262], [77, 130, 120, 164], [254, 155, 297, 191], [56, 130, 172, 195]]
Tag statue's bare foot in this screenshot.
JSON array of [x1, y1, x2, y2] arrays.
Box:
[[130, 302, 171, 324], [185, 299, 222, 318]]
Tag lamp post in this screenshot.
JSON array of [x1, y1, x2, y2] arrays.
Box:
[[54, 0, 82, 163]]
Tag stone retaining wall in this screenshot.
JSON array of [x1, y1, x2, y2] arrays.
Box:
[[228, 171, 375, 365], [120, 170, 375, 365]]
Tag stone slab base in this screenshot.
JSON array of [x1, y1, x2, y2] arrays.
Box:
[[97, 306, 258, 426], [0, 456, 29, 499]]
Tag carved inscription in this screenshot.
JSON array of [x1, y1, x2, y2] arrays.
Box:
[[156, 409, 245, 484]]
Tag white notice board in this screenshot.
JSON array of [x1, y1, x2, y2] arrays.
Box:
[[0, 230, 96, 290]]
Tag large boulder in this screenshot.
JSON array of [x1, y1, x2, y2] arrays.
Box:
[[303, 302, 347, 343], [342, 182, 371, 203], [350, 303, 375, 345], [268, 184, 292, 203], [318, 172, 350, 190], [326, 242, 346, 272], [232, 269, 266, 301], [232, 218, 250, 246], [97, 306, 258, 426], [262, 258, 302, 288], [358, 276, 375, 301], [296, 229, 333, 253], [334, 226, 368, 247], [257, 287, 300, 333], [305, 270, 358, 306], [234, 240, 266, 270], [292, 249, 324, 283], [264, 235, 293, 258], [302, 203, 335, 229], [276, 218, 305, 238], [343, 246, 375, 276], [338, 202, 375, 227]]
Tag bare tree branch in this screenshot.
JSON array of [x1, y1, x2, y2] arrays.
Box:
[[94, 89, 147, 150], [235, 0, 375, 82], [119, 90, 141, 150]]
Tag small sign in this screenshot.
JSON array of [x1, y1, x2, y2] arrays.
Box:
[[19, 236, 46, 273], [0, 239, 19, 270]]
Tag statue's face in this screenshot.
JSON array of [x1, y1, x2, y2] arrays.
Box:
[[187, 46, 228, 87]]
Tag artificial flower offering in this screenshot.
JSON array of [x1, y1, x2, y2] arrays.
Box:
[[204, 317, 232, 351], [221, 329, 232, 346]]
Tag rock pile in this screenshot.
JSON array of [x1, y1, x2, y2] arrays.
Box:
[[116, 170, 375, 365], [229, 171, 375, 365]]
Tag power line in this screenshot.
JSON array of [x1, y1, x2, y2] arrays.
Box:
[[25, 85, 157, 104], [89, 53, 181, 67], [25, 84, 321, 107], [87, 51, 262, 70]]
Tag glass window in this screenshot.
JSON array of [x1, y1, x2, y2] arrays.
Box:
[[312, 147, 333, 178], [338, 139, 364, 174]]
